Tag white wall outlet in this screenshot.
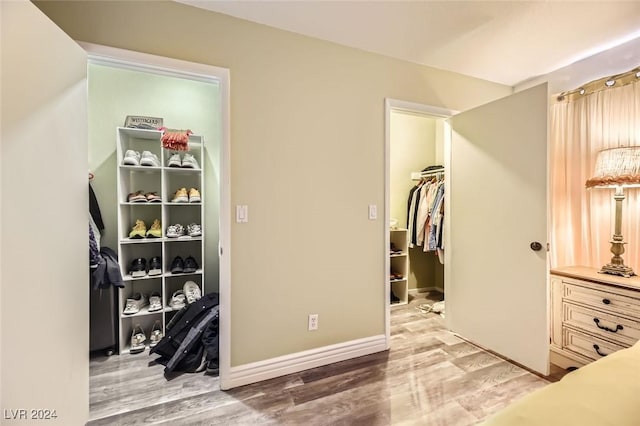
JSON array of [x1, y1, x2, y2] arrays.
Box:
[[368, 204, 377, 220], [308, 314, 318, 331]]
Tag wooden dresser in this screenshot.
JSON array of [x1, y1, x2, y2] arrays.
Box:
[[550, 266, 640, 369]]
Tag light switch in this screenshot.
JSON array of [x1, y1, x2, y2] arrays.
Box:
[[368, 204, 377, 220], [236, 205, 248, 223]]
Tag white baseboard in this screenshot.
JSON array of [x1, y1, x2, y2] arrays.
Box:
[[224, 334, 387, 389]]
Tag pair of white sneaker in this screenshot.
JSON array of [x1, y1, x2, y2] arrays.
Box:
[[167, 152, 199, 169], [168, 281, 202, 310], [124, 150, 161, 167]]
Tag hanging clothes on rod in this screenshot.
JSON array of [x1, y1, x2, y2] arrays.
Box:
[[406, 165, 445, 263]]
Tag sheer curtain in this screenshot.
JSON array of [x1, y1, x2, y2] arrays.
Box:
[[550, 77, 640, 270]]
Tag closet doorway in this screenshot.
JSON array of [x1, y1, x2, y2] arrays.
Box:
[[384, 99, 454, 340], [84, 43, 232, 386], [384, 86, 550, 375]]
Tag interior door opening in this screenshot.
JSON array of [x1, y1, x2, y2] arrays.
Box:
[[384, 99, 454, 345], [83, 43, 232, 403]]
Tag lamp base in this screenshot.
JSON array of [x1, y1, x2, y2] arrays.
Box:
[[598, 263, 636, 278]]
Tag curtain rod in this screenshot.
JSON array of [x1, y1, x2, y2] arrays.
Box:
[[556, 66, 640, 102]]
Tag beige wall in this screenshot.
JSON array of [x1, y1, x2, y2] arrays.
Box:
[[1, 1, 89, 422], [35, 0, 512, 367], [390, 111, 436, 227], [88, 64, 221, 289]]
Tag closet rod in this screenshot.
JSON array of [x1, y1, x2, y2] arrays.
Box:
[[411, 167, 444, 180]]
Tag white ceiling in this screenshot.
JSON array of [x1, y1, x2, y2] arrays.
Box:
[[177, 1, 640, 87]]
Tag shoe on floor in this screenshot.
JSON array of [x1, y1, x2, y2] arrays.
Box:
[[146, 219, 162, 238], [128, 258, 147, 278], [170, 256, 185, 274], [183, 281, 201, 304], [123, 292, 148, 315], [130, 324, 146, 354], [169, 289, 186, 310], [148, 291, 163, 312], [188, 188, 201, 203], [186, 223, 202, 237], [149, 320, 163, 348], [167, 153, 182, 167], [166, 224, 185, 238], [183, 256, 199, 273], [145, 192, 162, 203], [171, 188, 188, 203], [205, 359, 219, 375], [129, 219, 147, 239], [127, 190, 147, 203], [123, 150, 141, 166], [148, 256, 162, 276], [181, 153, 199, 169], [140, 150, 160, 167]]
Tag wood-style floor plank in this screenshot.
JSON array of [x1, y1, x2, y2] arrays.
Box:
[[89, 292, 559, 425]]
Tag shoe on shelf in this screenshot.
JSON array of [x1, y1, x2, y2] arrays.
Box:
[[188, 188, 201, 203], [181, 153, 199, 169], [186, 223, 202, 237], [145, 192, 162, 203], [123, 292, 148, 315], [140, 151, 161, 167], [167, 152, 182, 167], [130, 324, 146, 354], [390, 290, 400, 305], [129, 219, 147, 239], [171, 187, 189, 203], [148, 292, 163, 312], [183, 256, 199, 273], [183, 281, 202, 304], [149, 320, 163, 348], [128, 258, 147, 278], [148, 256, 162, 276], [169, 289, 186, 310], [166, 223, 185, 238], [146, 219, 162, 238], [123, 150, 141, 166], [170, 256, 185, 274], [127, 190, 147, 203]]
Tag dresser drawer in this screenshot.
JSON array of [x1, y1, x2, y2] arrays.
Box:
[[563, 302, 640, 347], [564, 281, 640, 318], [563, 326, 627, 362]]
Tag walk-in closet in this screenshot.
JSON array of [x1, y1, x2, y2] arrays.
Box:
[[388, 109, 446, 311], [87, 53, 228, 418]]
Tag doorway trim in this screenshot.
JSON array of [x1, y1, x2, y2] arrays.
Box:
[[81, 42, 232, 388], [384, 98, 456, 346]]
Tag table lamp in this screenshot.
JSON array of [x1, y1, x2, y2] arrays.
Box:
[[586, 146, 640, 277]]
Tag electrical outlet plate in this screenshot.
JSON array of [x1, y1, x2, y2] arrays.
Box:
[[308, 314, 318, 331]]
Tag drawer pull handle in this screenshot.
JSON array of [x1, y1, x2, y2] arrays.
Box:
[[593, 318, 623, 333], [593, 344, 609, 357], [602, 298, 611, 305]]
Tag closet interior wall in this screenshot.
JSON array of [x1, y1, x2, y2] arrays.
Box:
[[389, 110, 445, 296]]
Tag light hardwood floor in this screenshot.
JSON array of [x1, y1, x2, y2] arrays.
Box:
[[89, 292, 557, 425]]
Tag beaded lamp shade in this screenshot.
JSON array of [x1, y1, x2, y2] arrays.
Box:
[[586, 146, 640, 188]]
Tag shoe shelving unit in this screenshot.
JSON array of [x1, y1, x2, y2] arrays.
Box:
[[116, 127, 205, 354], [390, 229, 408, 306]]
